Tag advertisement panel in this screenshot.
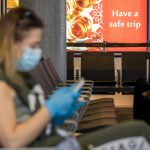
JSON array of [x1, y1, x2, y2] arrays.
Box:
[[66, 0, 147, 52]]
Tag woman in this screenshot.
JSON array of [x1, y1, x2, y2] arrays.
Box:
[[1, 7, 150, 149], [0, 7, 84, 147]]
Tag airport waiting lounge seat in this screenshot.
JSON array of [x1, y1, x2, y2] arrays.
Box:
[[42, 58, 118, 131], [30, 59, 91, 132], [42, 58, 93, 100], [121, 52, 147, 94], [81, 52, 116, 94], [30, 57, 118, 132], [77, 98, 117, 132]]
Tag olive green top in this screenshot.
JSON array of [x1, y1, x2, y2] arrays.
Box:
[[0, 68, 44, 123]]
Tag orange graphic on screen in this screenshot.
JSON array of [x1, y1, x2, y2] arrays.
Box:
[[68, 16, 92, 39], [67, 0, 103, 51], [67, 0, 94, 21]]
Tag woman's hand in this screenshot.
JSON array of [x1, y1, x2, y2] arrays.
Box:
[[44, 86, 85, 126]]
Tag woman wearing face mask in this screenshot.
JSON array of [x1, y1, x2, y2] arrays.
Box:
[[1, 7, 150, 149], [0, 7, 86, 148]]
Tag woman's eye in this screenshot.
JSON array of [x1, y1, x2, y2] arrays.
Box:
[[29, 41, 40, 48], [30, 45, 35, 48], [30, 45, 38, 49]]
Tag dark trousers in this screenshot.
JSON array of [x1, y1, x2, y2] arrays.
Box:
[[133, 77, 150, 124], [30, 121, 150, 148]]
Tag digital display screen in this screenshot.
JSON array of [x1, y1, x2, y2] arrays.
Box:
[[66, 0, 147, 52]]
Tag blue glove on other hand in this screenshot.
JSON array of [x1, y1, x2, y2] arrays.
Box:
[[44, 86, 86, 126]]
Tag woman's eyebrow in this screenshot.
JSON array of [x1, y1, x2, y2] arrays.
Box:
[[31, 41, 40, 46]]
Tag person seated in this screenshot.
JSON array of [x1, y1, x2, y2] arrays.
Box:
[[133, 77, 150, 124], [0, 7, 150, 150], [0, 7, 84, 147]]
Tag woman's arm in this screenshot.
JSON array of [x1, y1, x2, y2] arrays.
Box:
[[0, 81, 51, 148]]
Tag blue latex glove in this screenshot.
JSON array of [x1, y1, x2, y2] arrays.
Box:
[[44, 85, 86, 126], [53, 100, 86, 126]]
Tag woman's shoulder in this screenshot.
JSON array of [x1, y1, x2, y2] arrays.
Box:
[[0, 81, 16, 98], [0, 80, 11, 88]]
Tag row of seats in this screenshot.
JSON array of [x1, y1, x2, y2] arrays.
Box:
[[67, 52, 150, 94], [30, 57, 117, 132]]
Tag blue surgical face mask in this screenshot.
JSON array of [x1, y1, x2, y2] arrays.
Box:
[[15, 47, 42, 72]]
